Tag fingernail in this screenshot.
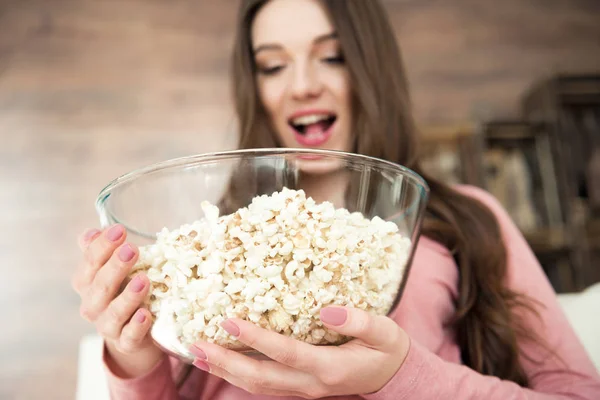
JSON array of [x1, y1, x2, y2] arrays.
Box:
[[119, 244, 135, 262], [220, 320, 240, 337], [193, 359, 210, 372], [134, 309, 146, 323], [130, 275, 145, 293], [320, 307, 347, 326], [84, 228, 101, 241], [107, 225, 124, 242], [190, 345, 207, 360]]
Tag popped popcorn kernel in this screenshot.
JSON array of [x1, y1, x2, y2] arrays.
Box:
[[132, 188, 410, 349]]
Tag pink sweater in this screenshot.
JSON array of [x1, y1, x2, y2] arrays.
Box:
[[103, 185, 600, 399]]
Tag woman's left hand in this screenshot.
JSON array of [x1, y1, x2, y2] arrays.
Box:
[[189, 306, 410, 398]]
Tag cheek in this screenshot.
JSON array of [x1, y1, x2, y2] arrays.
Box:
[[258, 77, 295, 146], [325, 70, 352, 145], [258, 78, 285, 117], [325, 69, 351, 109]]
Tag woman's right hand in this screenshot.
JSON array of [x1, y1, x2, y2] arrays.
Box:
[[71, 224, 165, 378]]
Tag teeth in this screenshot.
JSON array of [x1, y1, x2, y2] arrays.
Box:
[[291, 114, 330, 126]]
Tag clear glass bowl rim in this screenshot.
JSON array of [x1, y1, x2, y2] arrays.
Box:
[[95, 147, 430, 209]]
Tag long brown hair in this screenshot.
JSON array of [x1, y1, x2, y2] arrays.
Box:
[[230, 0, 544, 387]]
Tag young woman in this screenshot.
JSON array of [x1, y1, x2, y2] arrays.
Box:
[[72, 0, 600, 398]]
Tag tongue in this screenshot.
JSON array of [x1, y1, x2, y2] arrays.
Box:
[[304, 121, 328, 137]]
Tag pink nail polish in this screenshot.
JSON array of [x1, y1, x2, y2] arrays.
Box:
[[84, 229, 101, 241], [190, 345, 207, 360], [130, 275, 145, 293], [320, 307, 347, 326], [220, 320, 240, 337], [118, 244, 135, 262], [107, 225, 124, 242], [134, 309, 146, 323], [193, 360, 210, 372]]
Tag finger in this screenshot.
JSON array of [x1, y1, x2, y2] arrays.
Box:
[[78, 228, 102, 250], [319, 306, 400, 350], [81, 243, 138, 321], [95, 274, 149, 340], [190, 341, 315, 394], [72, 228, 104, 294], [196, 361, 308, 397], [218, 318, 327, 372], [117, 308, 152, 354], [71, 260, 89, 295], [81, 225, 126, 285]]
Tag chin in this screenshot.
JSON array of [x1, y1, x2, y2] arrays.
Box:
[[295, 157, 345, 175], [283, 142, 349, 176]]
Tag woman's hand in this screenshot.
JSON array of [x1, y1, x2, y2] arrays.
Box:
[[71, 225, 164, 378], [189, 306, 410, 398]]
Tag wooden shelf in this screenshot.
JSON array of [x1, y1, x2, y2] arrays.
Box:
[[483, 120, 536, 141], [586, 218, 600, 250], [523, 219, 600, 253], [524, 227, 572, 254], [418, 123, 476, 142]]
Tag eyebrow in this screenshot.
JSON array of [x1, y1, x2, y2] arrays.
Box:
[[253, 32, 338, 55]]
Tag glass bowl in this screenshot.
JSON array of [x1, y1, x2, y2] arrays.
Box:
[[95, 148, 429, 363]]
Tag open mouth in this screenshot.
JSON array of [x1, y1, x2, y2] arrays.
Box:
[[288, 113, 336, 136]]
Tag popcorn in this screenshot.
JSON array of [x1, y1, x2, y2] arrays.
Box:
[[269, 307, 294, 331], [251, 294, 278, 313], [224, 278, 246, 295], [282, 293, 302, 315], [132, 188, 411, 349], [284, 260, 304, 281]]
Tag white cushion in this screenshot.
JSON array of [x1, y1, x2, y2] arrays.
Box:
[[555, 282, 600, 372], [76, 334, 110, 400]]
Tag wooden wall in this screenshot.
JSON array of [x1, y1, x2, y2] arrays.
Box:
[[0, 0, 598, 398]]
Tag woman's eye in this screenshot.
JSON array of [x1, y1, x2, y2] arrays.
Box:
[[258, 65, 285, 75], [322, 55, 345, 65]]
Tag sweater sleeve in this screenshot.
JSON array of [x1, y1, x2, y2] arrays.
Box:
[[102, 346, 181, 400], [363, 338, 600, 400], [363, 185, 600, 400]]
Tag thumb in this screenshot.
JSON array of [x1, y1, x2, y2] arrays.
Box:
[[319, 306, 401, 349]]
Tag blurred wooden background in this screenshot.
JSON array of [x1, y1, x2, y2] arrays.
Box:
[[1, 0, 599, 398]]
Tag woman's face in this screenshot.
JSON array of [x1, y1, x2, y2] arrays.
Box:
[[251, 0, 353, 154]]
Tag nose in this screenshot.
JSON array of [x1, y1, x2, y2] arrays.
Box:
[[290, 60, 323, 100]]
